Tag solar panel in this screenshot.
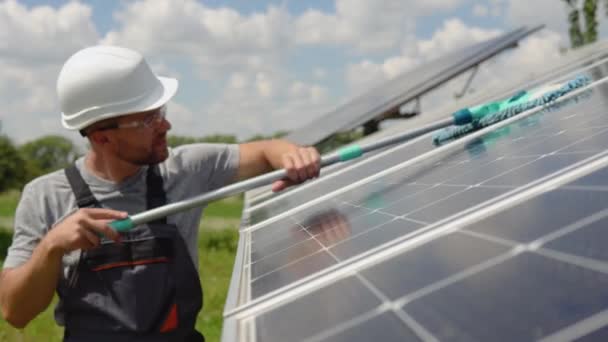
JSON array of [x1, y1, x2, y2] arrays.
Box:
[[246, 40, 608, 209], [245, 59, 608, 226], [224, 40, 608, 342], [284, 26, 542, 146]]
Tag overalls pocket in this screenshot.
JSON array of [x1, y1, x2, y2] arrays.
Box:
[[64, 225, 178, 334]]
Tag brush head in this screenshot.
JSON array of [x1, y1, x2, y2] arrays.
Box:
[[433, 75, 592, 146]]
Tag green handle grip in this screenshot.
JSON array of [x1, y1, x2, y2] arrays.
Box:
[[109, 217, 135, 232], [337, 145, 363, 161]]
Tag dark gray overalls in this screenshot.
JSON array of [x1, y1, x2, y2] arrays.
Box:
[[56, 164, 204, 341]]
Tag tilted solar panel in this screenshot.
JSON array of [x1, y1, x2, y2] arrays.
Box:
[[224, 39, 608, 342], [246, 40, 608, 209], [284, 26, 542, 146]]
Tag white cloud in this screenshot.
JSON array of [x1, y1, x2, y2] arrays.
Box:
[[295, 0, 463, 53], [313, 67, 327, 79], [0, 0, 98, 64], [102, 0, 292, 78], [0, 0, 99, 144], [506, 0, 569, 36], [417, 18, 501, 57], [472, 4, 489, 17], [346, 18, 500, 94], [417, 29, 565, 114], [255, 72, 274, 98], [198, 71, 332, 139]]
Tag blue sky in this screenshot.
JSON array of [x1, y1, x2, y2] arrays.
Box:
[[0, 0, 596, 146]]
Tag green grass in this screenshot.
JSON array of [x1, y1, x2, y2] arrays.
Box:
[[0, 191, 19, 217], [204, 196, 244, 218], [0, 226, 239, 342]]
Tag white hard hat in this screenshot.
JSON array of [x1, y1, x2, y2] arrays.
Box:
[[57, 45, 178, 130]]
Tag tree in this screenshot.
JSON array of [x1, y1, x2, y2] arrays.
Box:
[[0, 135, 27, 191], [563, 0, 603, 48], [18, 135, 81, 179], [167, 134, 238, 148]]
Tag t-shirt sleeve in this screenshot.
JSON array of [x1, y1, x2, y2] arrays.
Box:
[[3, 183, 46, 269], [169, 143, 240, 192]]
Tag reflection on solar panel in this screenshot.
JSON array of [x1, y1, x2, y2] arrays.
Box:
[[246, 38, 608, 209], [284, 26, 542, 147], [223, 41, 608, 341]]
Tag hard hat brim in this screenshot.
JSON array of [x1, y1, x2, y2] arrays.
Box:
[[61, 75, 178, 131]]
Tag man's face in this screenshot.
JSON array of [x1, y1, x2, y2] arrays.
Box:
[[91, 106, 172, 165]]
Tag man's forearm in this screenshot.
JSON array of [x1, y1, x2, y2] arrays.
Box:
[[0, 238, 63, 328]]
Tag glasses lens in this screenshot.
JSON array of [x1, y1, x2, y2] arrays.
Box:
[[144, 106, 166, 127]]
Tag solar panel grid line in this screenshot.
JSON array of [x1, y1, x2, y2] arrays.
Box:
[[536, 307, 608, 342], [242, 75, 608, 234], [534, 248, 608, 280], [246, 52, 608, 210], [353, 273, 441, 342], [243, 62, 608, 216], [239, 150, 608, 320], [226, 151, 608, 320], [293, 228, 440, 342], [301, 305, 393, 342], [316, 199, 608, 342], [527, 206, 608, 249], [397, 252, 608, 341], [227, 51, 608, 342], [461, 220, 608, 284], [294, 215, 608, 342], [377, 185, 471, 217], [449, 230, 608, 340], [244, 132, 433, 213], [391, 247, 520, 307], [345, 52, 608, 154], [391, 310, 439, 342]]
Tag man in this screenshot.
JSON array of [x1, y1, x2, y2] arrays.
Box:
[[0, 46, 321, 341]]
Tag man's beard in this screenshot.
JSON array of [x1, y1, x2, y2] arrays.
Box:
[[117, 142, 169, 166]]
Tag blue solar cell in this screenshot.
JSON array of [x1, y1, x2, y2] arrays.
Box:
[[251, 250, 337, 298], [443, 156, 537, 186], [568, 164, 608, 187], [407, 186, 509, 223], [465, 188, 608, 242], [574, 325, 608, 341], [329, 218, 423, 261], [255, 277, 382, 342], [319, 312, 423, 342], [481, 153, 594, 186], [228, 41, 608, 342], [380, 185, 468, 216], [404, 253, 608, 342], [362, 233, 509, 300], [544, 214, 608, 262]]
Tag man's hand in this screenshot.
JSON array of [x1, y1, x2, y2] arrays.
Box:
[[44, 208, 127, 255], [272, 146, 321, 192]]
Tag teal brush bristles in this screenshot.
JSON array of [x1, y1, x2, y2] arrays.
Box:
[[432, 75, 592, 146]]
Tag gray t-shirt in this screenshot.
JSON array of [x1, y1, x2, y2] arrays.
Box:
[[3, 143, 240, 272]]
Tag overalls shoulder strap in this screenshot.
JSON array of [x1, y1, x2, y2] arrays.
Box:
[[146, 164, 167, 224], [64, 164, 101, 208]]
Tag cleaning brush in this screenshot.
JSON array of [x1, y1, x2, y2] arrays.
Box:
[[107, 75, 592, 232], [432, 75, 592, 145]]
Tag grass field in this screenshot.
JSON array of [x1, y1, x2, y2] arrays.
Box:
[[0, 191, 242, 342]]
